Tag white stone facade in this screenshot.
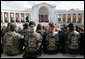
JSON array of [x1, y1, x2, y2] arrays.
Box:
[[1, 3, 84, 27]]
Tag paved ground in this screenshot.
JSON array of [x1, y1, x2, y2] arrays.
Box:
[[1, 53, 84, 58]]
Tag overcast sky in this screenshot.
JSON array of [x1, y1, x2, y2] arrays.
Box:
[[1, 1, 84, 10]]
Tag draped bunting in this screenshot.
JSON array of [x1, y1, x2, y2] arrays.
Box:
[[78, 13, 82, 23], [10, 13, 14, 18], [10, 13, 14, 22], [1, 11, 83, 24], [16, 13, 19, 22], [63, 14, 66, 22], [68, 14, 71, 23], [4, 12, 8, 22], [39, 15, 49, 22], [72, 14, 76, 23]]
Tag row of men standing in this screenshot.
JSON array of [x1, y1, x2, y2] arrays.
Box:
[[1, 21, 84, 58]]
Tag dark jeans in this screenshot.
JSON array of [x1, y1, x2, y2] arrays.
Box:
[[64, 46, 80, 55], [1, 44, 3, 54], [23, 54, 37, 58], [23, 48, 42, 58], [43, 47, 58, 54]]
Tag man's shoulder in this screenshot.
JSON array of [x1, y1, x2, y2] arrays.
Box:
[[73, 30, 79, 34], [34, 32, 41, 36], [5, 32, 11, 35]]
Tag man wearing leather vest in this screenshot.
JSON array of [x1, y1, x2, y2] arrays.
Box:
[[1, 23, 11, 54], [1, 36, 3, 54], [17, 23, 29, 36], [23, 21, 42, 58], [1, 26, 3, 54], [58, 24, 67, 53], [2, 23, 12, 37], [2, 23, 24, 55], [43, 23, 59, 54], [16, 23, 29, 48], [36, 23, 45, 37], [63, 23, 80, 54]]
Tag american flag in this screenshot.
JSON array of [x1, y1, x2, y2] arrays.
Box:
[[78, 13, 82, 18], [16, 13, 19, 21], [30, 37, 36, 41], [78, 13, 82, 22], [72, 14, 76, 22], [68, 14, 71, 22], [45, 15, 48, 21], [73, 36, 76, 40], [50, 38, 55, 42], [16, 13, 19, 17], [63, 14, 66, 22], [39, 15, 48, 22], [68, 14, 71, 18], [73, 14, 76, 18], [39, 15, 41, 22], [9, 36, 13, 40], [41, 15, 43, 22], [43, 15, 46, 21]]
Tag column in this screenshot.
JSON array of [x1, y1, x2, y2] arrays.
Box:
[[14, 12, 16, 23], [2, 12, 5, 23], [8, 12, 10, 22], [24, 13, 26, 22], [29, 14, 31, 22], [30, 13, 32, 21], [82, 13, 84, 25], [1, 12, 3, 23], [19, 13, 21, 22], [66, 13, 68, 23], [61, 14, 63, 22], [76, 13, 78, 23], [56, 14, 58, 24], [71, 13, 73, 22]]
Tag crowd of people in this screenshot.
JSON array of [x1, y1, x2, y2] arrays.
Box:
[[1, 21, 84, 58]]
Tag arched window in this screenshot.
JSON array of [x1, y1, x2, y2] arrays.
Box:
[[39, 6, 49, 22]]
